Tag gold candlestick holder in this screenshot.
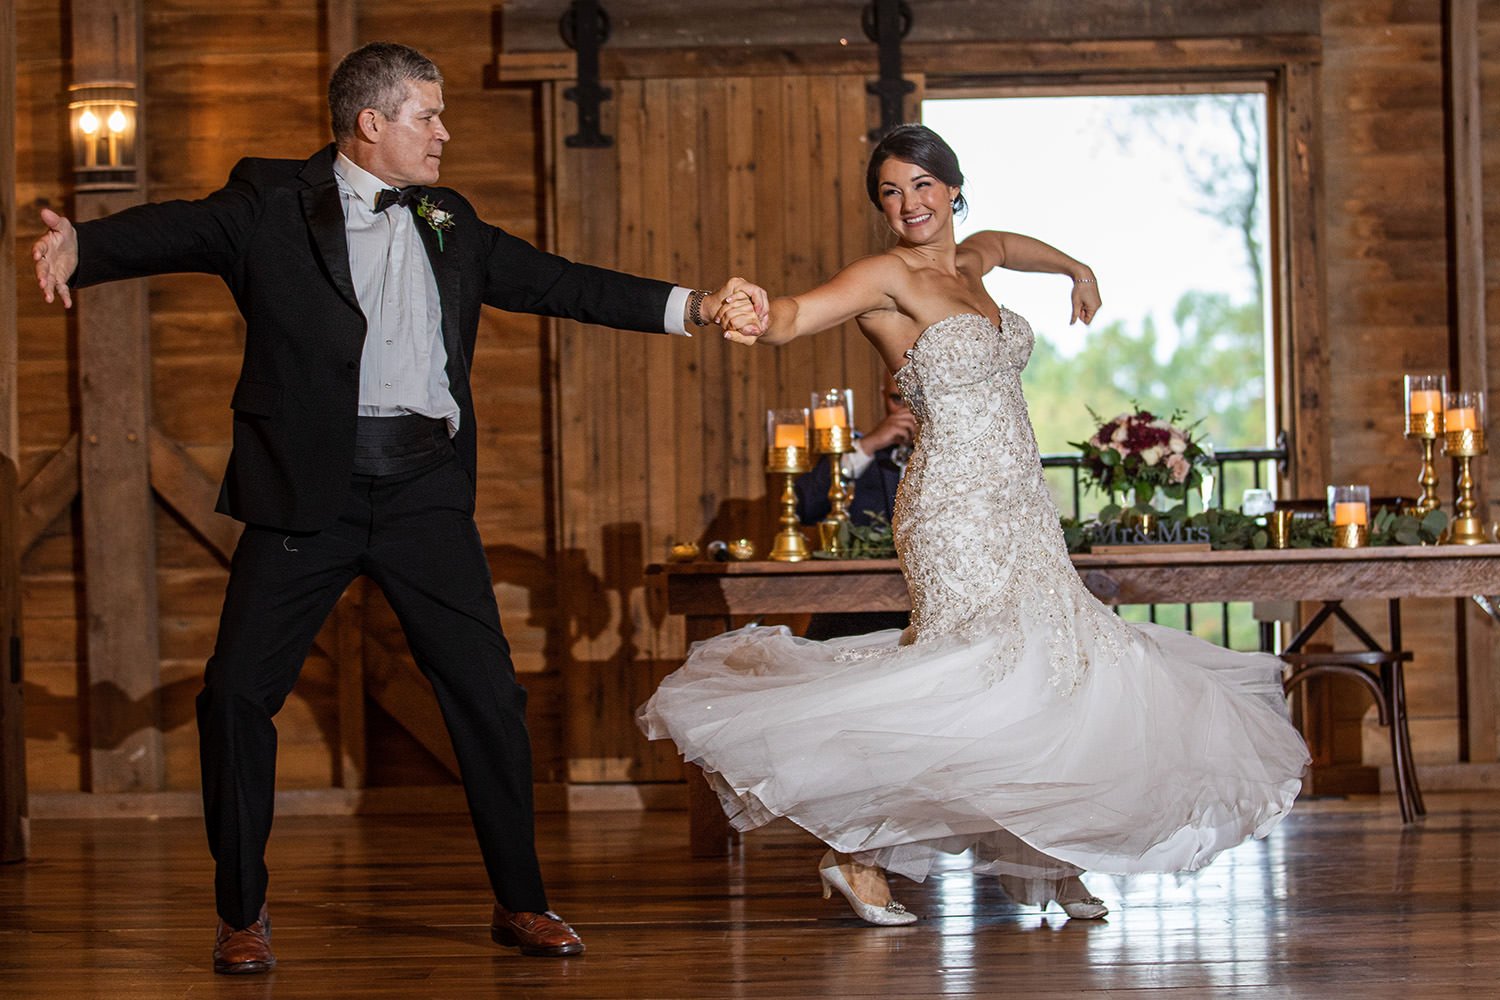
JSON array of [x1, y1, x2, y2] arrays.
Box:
[[1403, 373, 1445, 514], [1445, 427, 1487, 545], [814, 425, 854, 557], [810, 388, 856, 557], [1443, 390, 1487, 545], [766, 446, 812, 561]]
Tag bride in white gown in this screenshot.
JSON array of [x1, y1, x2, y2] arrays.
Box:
[[638, 124, 1309, 925]]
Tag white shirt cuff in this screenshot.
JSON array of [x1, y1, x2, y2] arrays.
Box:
[[665, 286, 692, 337], [842, 445, 876, 480]]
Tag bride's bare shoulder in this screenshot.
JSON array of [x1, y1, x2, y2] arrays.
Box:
[[838, 250, 912, 283]]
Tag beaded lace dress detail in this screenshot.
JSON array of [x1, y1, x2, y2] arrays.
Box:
[[883, 310, 1131, 692]]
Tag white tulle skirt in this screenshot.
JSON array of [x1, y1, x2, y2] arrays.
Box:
[[638, 613, 1308, 890]]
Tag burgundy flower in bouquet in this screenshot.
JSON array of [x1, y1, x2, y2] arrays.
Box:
[[1071, 407, 1210, 508]]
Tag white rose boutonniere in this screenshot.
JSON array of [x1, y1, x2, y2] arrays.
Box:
[[416, 195, 456, 251]]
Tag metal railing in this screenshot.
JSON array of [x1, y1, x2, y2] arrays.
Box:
[[1041, 431, 1290, 650]]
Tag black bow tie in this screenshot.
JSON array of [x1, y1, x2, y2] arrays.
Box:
[[374, 186, 420, 213]]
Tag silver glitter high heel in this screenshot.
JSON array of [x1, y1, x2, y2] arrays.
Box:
[[1056, 875, 1109, 919], [817, 850, 919, 926]]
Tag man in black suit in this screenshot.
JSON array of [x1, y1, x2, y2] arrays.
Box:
[[33, 41, 764, 974], [794, 370, 915, 639]]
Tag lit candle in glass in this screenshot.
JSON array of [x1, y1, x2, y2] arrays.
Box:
[[767, 408, 809, 452], [1405, 373, 1446, 436], [811, 390, 851, 430], [1445, 405, 1479, 431], [1332, 502, 1368, 526], [1326, 484, 1371, 547], [1409, 389, 1443, 414], [809, 388, 854, 454]]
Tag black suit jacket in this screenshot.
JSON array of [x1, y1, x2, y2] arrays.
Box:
[[794, 444, 903, 528], [73, 144, 675, 532]]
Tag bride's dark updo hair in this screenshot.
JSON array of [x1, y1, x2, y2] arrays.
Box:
[[865, 123, 967, 218]]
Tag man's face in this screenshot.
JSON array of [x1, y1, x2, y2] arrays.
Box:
[[884, 374, 908, 416], [365, 79, 449, 187]]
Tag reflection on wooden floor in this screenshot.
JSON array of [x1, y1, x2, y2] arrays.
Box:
[[2, 792, 1498, 997]]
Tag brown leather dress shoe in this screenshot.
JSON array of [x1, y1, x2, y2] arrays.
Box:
[[490, 904, 585, 957], [212, 904, 276, 975]]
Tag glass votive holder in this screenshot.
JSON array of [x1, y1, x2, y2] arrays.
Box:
[[1404, 373, 1446, 438], [811, 388, 854, 453], [1241, 488, 1275, 517], [1444, 390, 1487, 457], [1327, 484, 1371, 547]]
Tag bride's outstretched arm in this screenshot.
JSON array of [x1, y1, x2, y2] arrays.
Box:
[[719, 255, 899, 346], [961, 230, 1100, 325]]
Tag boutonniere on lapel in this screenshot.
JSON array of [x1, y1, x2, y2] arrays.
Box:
[[416, 195, 456, 251]]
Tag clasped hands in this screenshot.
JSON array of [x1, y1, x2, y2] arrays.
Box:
[[710, 280, 770, 345]]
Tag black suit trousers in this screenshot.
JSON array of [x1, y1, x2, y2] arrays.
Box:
[[196, 448, 547, 927]]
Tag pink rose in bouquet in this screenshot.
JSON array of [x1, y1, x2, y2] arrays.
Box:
[[1071, 407, 1210, 508]]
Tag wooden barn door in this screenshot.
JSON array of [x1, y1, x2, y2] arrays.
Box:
[[547, 74, 907, 785]]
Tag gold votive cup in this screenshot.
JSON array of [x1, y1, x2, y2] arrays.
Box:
[[767, 445, 812, 475], [727, 538, 756, 561], [1266, 509, 1294, 549], [1406, 410, 1442, 438], [814, 425, 854, 455], [1445, 427, 1486, 458], [1332, 522, 1368, 548]]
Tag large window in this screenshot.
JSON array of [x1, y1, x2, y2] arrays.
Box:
[[925, 93, 1273, 476]]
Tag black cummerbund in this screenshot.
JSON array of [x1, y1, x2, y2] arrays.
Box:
[[352, 414, 452, 476]]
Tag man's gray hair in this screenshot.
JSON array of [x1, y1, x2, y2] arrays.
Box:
[[328, 42, 443, 142]]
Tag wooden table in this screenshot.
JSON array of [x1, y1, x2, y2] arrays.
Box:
[[653, 545, 1500, 854]]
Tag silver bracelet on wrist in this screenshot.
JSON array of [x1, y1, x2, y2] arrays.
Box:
[[1075, 276, 1094, 285], [687, 288, 711, 327]]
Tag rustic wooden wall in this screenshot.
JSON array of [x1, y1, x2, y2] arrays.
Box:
[[1317, 0, 1497, 780], [8, 0, 1499, 810], [548, 74, 892, 785]]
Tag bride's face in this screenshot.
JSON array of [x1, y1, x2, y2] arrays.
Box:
[[875, 158, 961, 243]]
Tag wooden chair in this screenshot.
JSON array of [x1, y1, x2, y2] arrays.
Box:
[[1279, 599, 1424, 823]]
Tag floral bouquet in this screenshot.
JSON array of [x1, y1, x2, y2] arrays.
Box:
[[1071, 406, 1210, 511]]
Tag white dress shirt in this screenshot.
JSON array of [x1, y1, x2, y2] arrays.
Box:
[[335, 153, 461, 434]]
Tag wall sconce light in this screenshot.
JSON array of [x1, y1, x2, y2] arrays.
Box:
[[68, 82, 138, 190]]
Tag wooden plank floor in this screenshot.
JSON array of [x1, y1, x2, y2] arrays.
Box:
[[2, 792, 1499, 997]]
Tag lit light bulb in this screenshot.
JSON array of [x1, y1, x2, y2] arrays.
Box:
[[107, 108, 128, 134], [79, 109, 100, 135]]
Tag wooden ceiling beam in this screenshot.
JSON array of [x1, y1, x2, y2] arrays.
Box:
[[496, 35, 1321, 84]]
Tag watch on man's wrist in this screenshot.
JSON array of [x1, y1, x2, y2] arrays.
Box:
[[687, 288, 711, 327]]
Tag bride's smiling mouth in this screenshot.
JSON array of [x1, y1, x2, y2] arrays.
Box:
[[903, 212, 933, 226]]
